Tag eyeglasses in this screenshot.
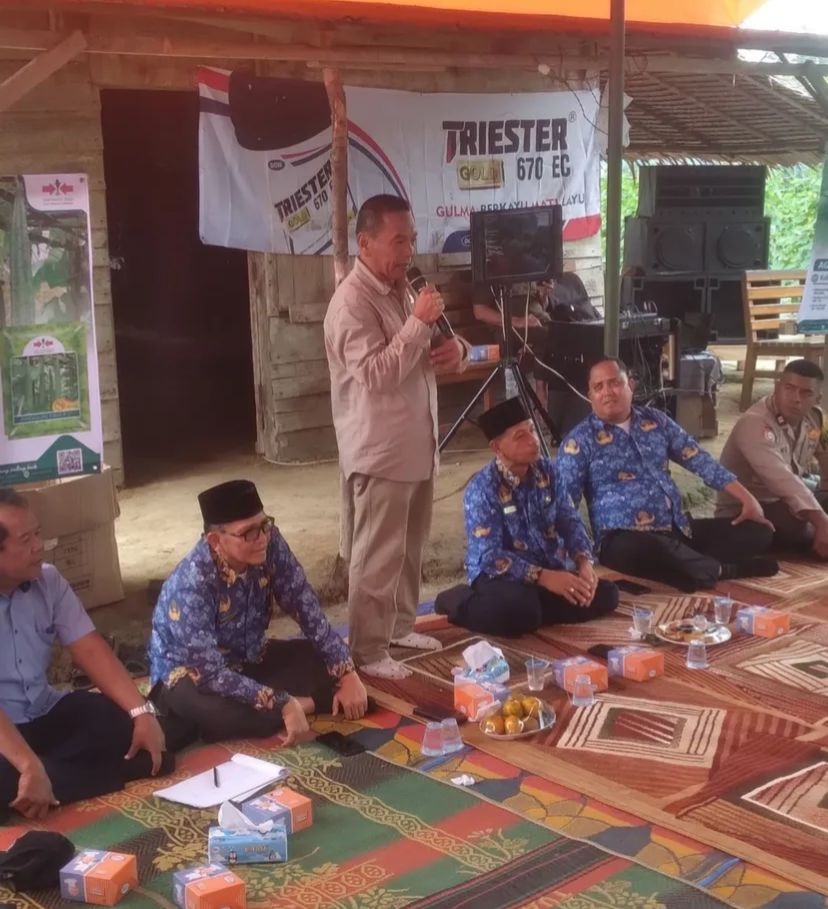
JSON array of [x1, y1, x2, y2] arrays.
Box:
[[220, 516, 274, 544]]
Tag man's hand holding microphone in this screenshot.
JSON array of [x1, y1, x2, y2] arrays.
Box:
[[408, 269, 464, 374]]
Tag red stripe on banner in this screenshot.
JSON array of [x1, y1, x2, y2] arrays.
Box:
[[196, 66, 230, 92], [348, 120, 410, 201], [563, 213, 602, 241], [282, 143, 331, 160]]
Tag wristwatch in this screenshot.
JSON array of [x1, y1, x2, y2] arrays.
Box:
[[129, 701, 158, 720]]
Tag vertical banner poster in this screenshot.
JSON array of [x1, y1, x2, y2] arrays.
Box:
[[198, 70, 601, 255], [0, 174, 102, 485], [798, 154, 828, 333]]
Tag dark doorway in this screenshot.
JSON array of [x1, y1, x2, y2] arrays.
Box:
[[101, 89, 255, 486]]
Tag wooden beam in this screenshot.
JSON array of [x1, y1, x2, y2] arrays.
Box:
[[0, 29, 85, 113], [1, 26, 828, 78]]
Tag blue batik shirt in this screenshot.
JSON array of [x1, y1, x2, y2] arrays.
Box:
[[555, 406, 735, 544], [464, 456, 594, 584], [149, 527, 354, 710]]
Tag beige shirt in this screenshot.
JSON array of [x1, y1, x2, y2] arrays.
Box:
[[716, 393, 824, 518], [324, 258, 439, 483]]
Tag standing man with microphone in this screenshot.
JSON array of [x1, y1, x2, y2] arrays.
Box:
[[324, 195, 468, 680]]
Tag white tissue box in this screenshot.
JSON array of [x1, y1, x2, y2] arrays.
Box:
[[207, 823, 288, 864]]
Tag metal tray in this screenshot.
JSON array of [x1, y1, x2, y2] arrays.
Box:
[[478, 697, 557, 741]]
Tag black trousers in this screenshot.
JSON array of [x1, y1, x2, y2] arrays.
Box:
[[763, 491, 828, 553], [599, 518, 774, 593], [0, 691, 162, 810], [435, 576, 619, 637], [151, 640, 337, 749]]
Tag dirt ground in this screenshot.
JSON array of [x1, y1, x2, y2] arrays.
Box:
[[91, 365, 775, 643]]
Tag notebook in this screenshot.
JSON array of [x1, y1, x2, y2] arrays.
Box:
[[153, 754, 287, 808]]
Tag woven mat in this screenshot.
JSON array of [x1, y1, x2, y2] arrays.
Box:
[[366, 578, 828, 900]]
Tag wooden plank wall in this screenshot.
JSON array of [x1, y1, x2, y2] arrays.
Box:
[[0, 53, 124, 484], [0, 8, 604, 467]]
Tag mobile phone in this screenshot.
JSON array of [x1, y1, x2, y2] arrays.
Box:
[[615, 579, 652, 595], [412, 704, 467, 725], [587, 644, 612, 660], [316, 731, 366, 757]]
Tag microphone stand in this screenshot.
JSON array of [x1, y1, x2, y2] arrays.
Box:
[[438, 284, 558, 456]]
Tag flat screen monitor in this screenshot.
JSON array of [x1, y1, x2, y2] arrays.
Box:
[[470, 204, 563, 285]]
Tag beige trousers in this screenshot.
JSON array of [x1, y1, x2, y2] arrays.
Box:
[[346, 473, 434, 666]]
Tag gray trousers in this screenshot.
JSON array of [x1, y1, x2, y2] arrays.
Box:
[[345, 473, 434, 666]]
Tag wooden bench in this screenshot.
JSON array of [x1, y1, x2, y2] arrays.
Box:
[[739, 268, 824, 411]]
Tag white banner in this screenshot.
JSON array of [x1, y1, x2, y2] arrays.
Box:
[[0, 174, 103, 486], [798, 154, 828, 333], [198, 69, 601, 255]]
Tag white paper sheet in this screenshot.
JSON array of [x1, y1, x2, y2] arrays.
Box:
[[153, 754, 287, 809]]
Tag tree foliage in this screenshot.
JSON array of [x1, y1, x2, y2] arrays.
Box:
[[600, 163, 822, 270]]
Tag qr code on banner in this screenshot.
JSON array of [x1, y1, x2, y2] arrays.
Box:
[[56, 448, 83, 476]]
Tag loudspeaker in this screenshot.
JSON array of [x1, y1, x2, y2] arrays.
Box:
[[705, 218, 770, 272], [707, 276, 744, 342], [638, 164, 766, 219], [624, 217, 705, 273]]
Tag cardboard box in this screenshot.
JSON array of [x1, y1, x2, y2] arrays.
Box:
[[240, 786, 313, 834], [208, 823, 288, 864], [551, 657, 609, 693], [172, 865, 246, 909], [453, 676, 509, 721], [607, 646, 664, 681], [736, 606, 790, 638], [24, 467, 123, 609], [60, 850, 137, 906]]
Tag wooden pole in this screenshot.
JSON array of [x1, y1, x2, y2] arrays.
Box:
[[323, 66, 349, 287], [322, 67, 353, 592], [604, 0, 625, 358]]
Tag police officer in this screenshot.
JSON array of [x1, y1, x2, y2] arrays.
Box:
[[716, 359, 828, 558]]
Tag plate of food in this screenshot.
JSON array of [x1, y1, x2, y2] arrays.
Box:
[[479, 693, 556, 740], [655, 618, 732, 646]]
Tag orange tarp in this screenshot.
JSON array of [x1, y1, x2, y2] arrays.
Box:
[[75, 0, 771, 31]]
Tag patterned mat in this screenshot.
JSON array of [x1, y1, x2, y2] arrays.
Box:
[[0, 724, 738, 909], [341, 711, 822, 909], [367, 593, 828, 900]]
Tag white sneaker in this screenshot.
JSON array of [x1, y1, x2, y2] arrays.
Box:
[[391, 632, 442, 651], [360, 657, 413, 680]]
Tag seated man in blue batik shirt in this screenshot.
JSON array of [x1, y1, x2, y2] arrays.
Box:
[[149, 480, 367, 749], [435, 398, 619, 635], [0, 487, 170, 821], [556, 358, 777, 592]]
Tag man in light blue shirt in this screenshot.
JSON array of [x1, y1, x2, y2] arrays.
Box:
[[0, 487, 170, 820]]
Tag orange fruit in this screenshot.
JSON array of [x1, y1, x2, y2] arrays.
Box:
[[521, 697, 542, 718], [483, 715, 505, 735], [504, 715, 524, 735], [502, 698, 524, 718]]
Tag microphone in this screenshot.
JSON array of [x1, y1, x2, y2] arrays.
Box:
[[407, 266, 455, 338]]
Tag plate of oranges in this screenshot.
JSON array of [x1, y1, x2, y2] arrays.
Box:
[[478, 693, 556, 740]]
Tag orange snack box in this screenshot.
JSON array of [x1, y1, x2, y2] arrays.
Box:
[[453, 676, 509, 720], [607, 646, 664, 681], [551, 657, 609, 693], [173, 865, 246, 909], [736, 606, 790, 638], [60, 850, 137, 906], [241, 785, 313, 834]]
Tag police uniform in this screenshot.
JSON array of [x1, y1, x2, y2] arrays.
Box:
[[716, 394, 828, 551]]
